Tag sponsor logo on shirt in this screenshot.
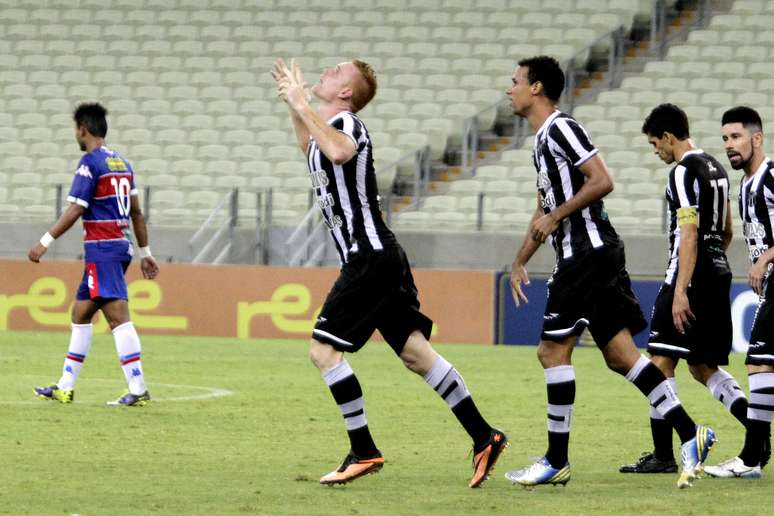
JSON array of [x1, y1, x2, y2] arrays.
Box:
[[76, 164, 92, 179]]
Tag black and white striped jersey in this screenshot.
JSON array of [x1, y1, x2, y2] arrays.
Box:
[[663, 149, 730, 285], [532, 110, 619, 261], [739, 157, 774, 266], [306, 111, 395, 264]]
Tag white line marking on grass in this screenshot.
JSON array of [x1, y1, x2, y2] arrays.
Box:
[[4, 377, 234, 405]]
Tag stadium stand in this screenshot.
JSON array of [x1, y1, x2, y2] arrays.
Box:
[[0, 0, 652, 228]]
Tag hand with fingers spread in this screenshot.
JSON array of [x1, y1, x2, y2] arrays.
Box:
[[271, 58, 310, 112], [672, 288, 695, 334], [510, 263, 530, 307]]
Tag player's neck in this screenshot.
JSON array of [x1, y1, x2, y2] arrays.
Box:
[[527, 102, 559, 132], [318, 100, 352, 122], [672, 139, 695, 162], [744, 152, 766, 178], [83, 138, 105, 153]]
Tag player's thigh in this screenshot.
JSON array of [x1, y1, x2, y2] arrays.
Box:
[[601, 327, 643, 373], [71, 299, 101, 324], [100, 299, 131, 329]]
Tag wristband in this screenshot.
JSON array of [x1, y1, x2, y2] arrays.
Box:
[[40, 232, 55, 248], [138, 246, 152, 258]]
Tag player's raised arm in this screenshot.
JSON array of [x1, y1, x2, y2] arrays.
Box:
[[28, 203, 85, 262], [129, 195, 159, 280], [273, 58, 356, 165]]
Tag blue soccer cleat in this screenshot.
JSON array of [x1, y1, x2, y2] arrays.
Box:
[[33, 384, 74, 404], [106, 391, 151, 407], [678, 425, 716, 488], [505, 457, 571, 487]]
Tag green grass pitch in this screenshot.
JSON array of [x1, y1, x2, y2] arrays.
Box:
[[1, 331, 770, 515]]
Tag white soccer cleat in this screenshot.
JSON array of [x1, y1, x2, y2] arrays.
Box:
[[505, 457, 570, 487], [677, 425, 716, 488], [703, 457, 762, 479]]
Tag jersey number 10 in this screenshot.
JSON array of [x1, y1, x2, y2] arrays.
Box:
[[110, 177, 131, 217]]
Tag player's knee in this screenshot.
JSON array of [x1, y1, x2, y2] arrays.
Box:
[[688, 364, 715, 385], [309, 340, 339, 371]]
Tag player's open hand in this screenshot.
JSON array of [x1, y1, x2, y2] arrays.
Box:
[[672, 288, 694, 334], [530, 212, 559, 244], [271, 58, 309, 111], [141, 256, 160, 280], [510, 263, 530, 307], [748, 259, 769, 295], [28, 242, 47, 263]]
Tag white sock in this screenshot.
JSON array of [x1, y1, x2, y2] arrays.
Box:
[[706, 368, 747, 412], [57, 323, 93, 390], [113, 321, 147, 395]]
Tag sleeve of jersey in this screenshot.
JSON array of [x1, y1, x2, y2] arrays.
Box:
[[331, 113, 365, 152], [548, 118, 598, 167], [673, 163, 699, 226], [129, 168, 139, 196], [67, 157, 96, 208]]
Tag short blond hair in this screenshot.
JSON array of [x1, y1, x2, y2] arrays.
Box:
[[350, 59, 377, 112]]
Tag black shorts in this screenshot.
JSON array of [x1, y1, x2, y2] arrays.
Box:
[[312, 245, 433, 354], [647, 270, 732, 366], [542, 243, 646, 347], [747, 274, 774, 367]]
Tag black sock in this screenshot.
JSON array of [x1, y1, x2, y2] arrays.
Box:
[[452, 397, 493, 450], [739, 419, 769, 467], [730, 397, 750, 428], [650, 417, 674, 461]]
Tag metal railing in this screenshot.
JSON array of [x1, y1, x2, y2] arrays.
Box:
[[255, 189, 273, 265], [651, 0, 711, 59], [188, 188, 238, 264]]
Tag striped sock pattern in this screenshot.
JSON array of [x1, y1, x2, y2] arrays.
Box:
[[324, 360, 378, 457], [707, 368, 748, 426], [424, 356, 470, 409], [748, 372, 774, 423], [57, 323, 93, 390], [545, 365, 575, 468], [627, 355, 695, 443]]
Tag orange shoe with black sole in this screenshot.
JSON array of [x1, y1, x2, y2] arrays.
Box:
[[319, 451, 385, 485], [469, 428, 509, 488]]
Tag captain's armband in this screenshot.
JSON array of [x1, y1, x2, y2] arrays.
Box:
[[676, 206, 698, 226]]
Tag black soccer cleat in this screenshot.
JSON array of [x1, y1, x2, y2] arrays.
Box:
[[619, 451, 678, 473]]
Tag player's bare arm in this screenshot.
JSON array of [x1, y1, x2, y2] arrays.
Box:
[[129, 195, 159, 280], [272, 59, 311, 154], [672, 212, 698, 334], [272, 58, 356, 164], [510, 194, 543, 307], [28, 203, 85, 263], [530, 154, 613, 243], [749, 247, 774, 295], [721, 200, 733, 251]]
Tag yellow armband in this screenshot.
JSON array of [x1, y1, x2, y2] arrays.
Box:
[[676, 206, 698, 226]]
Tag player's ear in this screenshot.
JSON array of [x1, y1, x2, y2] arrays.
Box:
[[752, 130, 763, 149], [530, 80, 543, 96], [338, 87, 353, 101]]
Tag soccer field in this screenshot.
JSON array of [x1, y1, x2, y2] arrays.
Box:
[[1, 331, 769, 515]]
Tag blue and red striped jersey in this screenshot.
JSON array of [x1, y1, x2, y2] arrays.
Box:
[[67, 146, 137, 262]]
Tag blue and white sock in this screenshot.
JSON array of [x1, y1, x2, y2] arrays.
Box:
[[57, 323, 93, 390], [113, 321, 147, 395]]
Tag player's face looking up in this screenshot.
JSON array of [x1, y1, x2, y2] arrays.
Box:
[[721, 122, 757, 171], [507, 66, 534, 116], [312, 62, 357, 104], [647, 133, 676, 164]]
